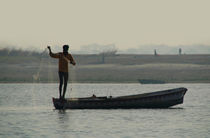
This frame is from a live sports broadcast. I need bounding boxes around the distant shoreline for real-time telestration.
[1,80,210,83]
[1,51,210,83]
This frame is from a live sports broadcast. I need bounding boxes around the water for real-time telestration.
[0,83,209,138]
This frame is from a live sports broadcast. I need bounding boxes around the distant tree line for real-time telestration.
[99,49,117,64]
[0,48,48,57]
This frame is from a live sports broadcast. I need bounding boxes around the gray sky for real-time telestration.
[0,0,210,50]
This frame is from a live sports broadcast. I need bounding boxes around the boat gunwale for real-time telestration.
[53,87,187,102]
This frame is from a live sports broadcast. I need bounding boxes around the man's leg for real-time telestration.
[58,72,64,99]
[62,72,69,99]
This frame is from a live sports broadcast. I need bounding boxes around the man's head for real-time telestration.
[63,45,69,52]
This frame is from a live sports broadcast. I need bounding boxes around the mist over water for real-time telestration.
[1,44,210,54]
[0,83,209,137]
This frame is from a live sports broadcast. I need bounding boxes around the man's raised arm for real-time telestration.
[47,46,59,58]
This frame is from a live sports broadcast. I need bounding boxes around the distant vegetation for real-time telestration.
[0,48,46,57]
[1,48,210,83]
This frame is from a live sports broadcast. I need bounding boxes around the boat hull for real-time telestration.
[52,87,187,109]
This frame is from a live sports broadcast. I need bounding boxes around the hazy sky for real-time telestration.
[0,0,210,50]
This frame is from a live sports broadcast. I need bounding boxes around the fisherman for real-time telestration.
[47,45,76,99]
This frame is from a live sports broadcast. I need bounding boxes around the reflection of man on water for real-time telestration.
[47,45,76,99]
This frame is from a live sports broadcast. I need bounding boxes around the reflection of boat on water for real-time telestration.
[53,87,187,109]
[138,79,165,84]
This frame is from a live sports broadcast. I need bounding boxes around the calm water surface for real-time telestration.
[0,83,210,138]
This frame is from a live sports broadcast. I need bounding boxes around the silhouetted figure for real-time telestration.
[179,48,182,55]
[92,94,96,98]
[48,45,76,99]
[154,49,157,56]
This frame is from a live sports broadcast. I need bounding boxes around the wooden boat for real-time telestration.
[52,87,187,109]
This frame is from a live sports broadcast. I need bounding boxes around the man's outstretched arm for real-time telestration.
[47,46,59,58]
